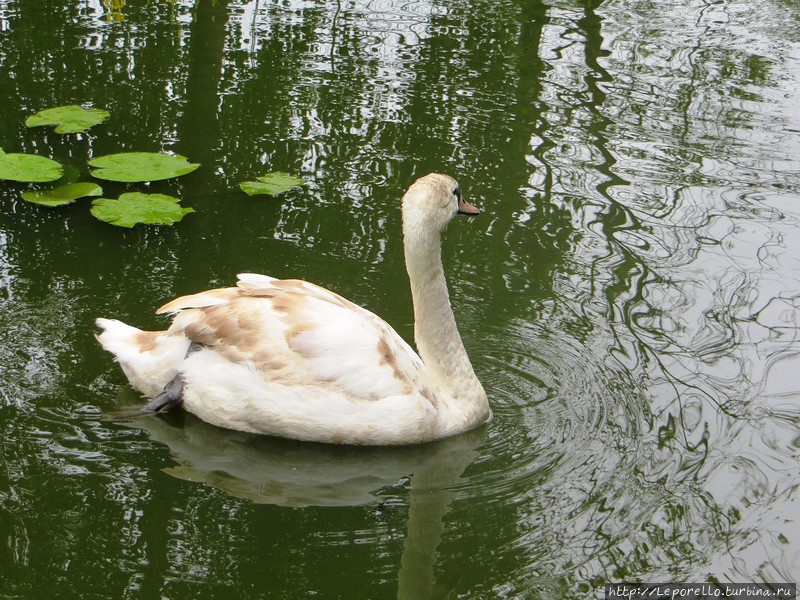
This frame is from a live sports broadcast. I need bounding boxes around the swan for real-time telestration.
[96,173,489,445]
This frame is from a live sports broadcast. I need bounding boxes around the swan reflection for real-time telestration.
[131,410,484,508]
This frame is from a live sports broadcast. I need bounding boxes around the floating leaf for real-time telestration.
[21,182,103,207]
[90,192,194,228]
[0,148,63,182]
[89,152,200,182]
[239,172,305,196]
[25,105,110,134]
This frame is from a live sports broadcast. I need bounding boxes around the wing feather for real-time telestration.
[160,275,430,403]
[157,288,238,314]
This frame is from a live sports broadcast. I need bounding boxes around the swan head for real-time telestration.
[402,173,479,235]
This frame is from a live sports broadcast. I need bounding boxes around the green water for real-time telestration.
[1,0,799,597]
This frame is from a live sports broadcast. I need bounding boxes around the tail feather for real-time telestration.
[96,318,190,398]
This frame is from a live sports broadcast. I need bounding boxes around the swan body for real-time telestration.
[96,173,489,445]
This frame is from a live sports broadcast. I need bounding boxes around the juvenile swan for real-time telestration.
[96,174,489,445]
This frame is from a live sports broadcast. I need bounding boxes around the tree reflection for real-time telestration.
[0,0,798,597]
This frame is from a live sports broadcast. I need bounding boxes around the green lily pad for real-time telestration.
[90,192,194,228]
[25,105,110,134]
[239,172,305,196]
[89,152,200,182]
[21,182,103,207]
[0,148,63,182]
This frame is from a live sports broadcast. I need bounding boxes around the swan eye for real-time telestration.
[453,186,461,206]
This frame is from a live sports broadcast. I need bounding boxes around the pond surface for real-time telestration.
[1,0,799,597]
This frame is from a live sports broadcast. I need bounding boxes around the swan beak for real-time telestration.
[457,197,480,215]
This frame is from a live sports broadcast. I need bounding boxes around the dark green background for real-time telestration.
[1,0,798,597]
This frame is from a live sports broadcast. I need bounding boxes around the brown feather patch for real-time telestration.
[134,331,163,353]
[377,335,412,386]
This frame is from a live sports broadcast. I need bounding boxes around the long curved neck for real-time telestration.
[403,227,482,399]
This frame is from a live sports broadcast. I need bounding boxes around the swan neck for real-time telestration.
[403,228,478,393]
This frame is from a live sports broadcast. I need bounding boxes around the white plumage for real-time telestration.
[96,173,489,445]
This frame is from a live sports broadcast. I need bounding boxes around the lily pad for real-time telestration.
[21,182,103,207]
[0,148,63,182]
[25,105,110,134]
[90,192,194,228]
[239,172,305,196]
[89,152,200,182]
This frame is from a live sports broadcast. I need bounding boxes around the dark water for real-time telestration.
[1,0,799,597]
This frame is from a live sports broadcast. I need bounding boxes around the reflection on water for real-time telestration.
[130,405,484,598]
[0,0,799,597]
[128,404,484,509]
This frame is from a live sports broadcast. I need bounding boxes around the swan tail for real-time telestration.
[95,318,191,398]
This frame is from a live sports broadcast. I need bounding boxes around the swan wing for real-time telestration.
[158,275,429,402]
